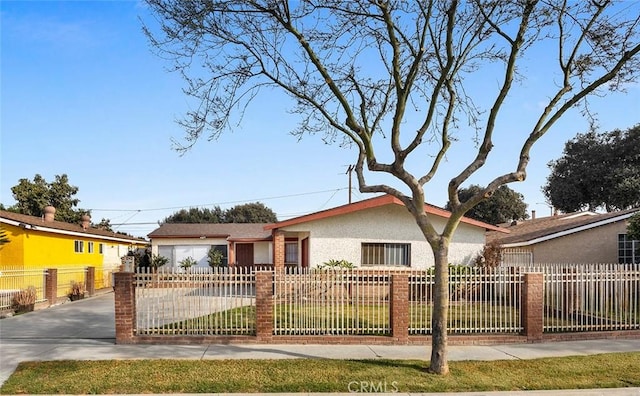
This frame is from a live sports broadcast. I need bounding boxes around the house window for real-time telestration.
[99,243,104,254]
[88,242,94,253]
[158,246,174,265]
[74,240,84,253]
[285,242,298,264]
[210,245,229,266]
[618,234,640,264]
[361,243,411,266]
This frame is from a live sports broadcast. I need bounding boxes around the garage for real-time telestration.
[158,244,229,268]
[149,223,274,268]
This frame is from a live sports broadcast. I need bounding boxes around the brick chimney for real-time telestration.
[43,206,55,222]
[81,214,91,230]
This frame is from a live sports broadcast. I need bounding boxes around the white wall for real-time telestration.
[282,204,485,269]
[253,241,272,264]
[101,243,129,268]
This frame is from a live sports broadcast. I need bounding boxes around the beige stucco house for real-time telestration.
[488,208,640,265]
[148,194,507,270]
[266,194,507,269]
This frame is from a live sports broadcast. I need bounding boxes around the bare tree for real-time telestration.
[143,0,640,374]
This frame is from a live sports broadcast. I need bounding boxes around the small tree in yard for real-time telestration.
[179,256,197,271]
[474,241,502,269]
[151,254,169,270]
[207,247,226,268]
[143,0,640,374]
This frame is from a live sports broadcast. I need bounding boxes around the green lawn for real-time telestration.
[2,353,639,394]
[154,305,256,335]
[148,301,522,335]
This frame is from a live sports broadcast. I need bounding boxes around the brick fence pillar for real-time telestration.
[45,268,58,306]
[272,230,285,272]
[522,272,544,342]
[114,272,136,344]
[85,266,95,296]
[256,271,274,341]
[390,273,409,342]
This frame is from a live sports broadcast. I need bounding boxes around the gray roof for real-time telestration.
[148,223,273,241]
[488,208,639,246]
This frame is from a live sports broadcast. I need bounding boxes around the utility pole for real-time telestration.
[345,165,354,204]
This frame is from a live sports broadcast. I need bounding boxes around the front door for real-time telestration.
[236,243,254,266]
[301,238,309,268]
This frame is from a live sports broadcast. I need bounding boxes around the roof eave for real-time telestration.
[500,211,638,247]
[228,237,273,242]
[148,234,231,239]
[265,194,403,230]
[1,218,148,244]
[265,194,509,233]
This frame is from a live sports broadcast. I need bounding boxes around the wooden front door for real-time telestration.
[236,243,254,266]
[301,238,309,268]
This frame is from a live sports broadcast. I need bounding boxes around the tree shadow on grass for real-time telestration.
[348,358,428,372]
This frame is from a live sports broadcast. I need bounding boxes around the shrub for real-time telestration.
[426,264,475,275]
[12,286,37,312]
[317,259,355,269]
[69,281,85,297]
[179,256,197,270]
[151,254,169,269]
[207,247,225,268]
[474,241,502,268]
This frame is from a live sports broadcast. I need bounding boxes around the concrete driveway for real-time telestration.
[0,292,116,340]
[0,293,116,385]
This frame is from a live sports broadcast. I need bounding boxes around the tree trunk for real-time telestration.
[429,242,450,374]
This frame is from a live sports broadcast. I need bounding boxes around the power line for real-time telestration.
[95,187,351,233]
[109,222,159,226]
[90,187,348,213]
[112,210,142,232]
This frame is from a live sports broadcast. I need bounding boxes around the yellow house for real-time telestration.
[0,207,148,294]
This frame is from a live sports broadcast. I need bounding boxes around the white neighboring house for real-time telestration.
[148,195,507,270]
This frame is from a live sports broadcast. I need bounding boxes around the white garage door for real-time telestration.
[158,246,174,265]
[174,245,210,268]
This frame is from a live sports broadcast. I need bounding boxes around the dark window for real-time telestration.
[285,242,298,264]
[618,234,640,264]
[211,245,229,266]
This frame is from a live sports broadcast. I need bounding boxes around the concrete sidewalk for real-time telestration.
[1,292,640,394]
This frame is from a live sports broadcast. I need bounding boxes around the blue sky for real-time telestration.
[2,1,639,238]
